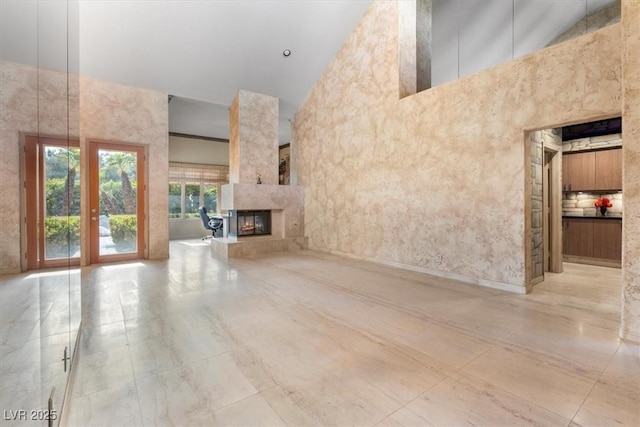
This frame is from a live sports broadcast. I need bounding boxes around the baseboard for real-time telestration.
[563,255,621,268]
[531,275,545,286]
[327,250,527,295]
[619,327,640,344]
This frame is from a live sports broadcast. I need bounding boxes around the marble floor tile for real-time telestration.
[461,344,601,419]
[404,371,571,426]
[573,341,640,426]
[375,407,437,427]
[136,352,259,425]
[72,346,135,397]
[260,363,403,427]
[129,324,234,379]
[79,321,128,356]
[501,314,620,371]
[67,381,143,427]
[6,241,635,426]
[212,393,286,426]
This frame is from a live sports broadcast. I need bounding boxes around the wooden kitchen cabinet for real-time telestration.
[593,219,623,261]
[563,218,593,258]
[595,148,622,190]
[562,148,622,192]
[562,151,595,191]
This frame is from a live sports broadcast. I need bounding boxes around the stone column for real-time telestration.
[228,90,279,185]
[621,0,640,342]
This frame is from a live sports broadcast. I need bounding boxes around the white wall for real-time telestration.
[169,135,229,165]
[168,135,229,240]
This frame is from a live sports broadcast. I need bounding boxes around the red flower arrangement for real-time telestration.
[595,197,613,208]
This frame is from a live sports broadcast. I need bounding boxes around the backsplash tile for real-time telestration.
[562,191,623,217]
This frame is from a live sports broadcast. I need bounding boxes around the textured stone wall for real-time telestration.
[80,77,169,261]
[563,133,622,152]
[621,0,640,342]
[529,129,561,282]
[530,132,544,282]
[292,0,621,293]
[223,89,304,245]
[0,62,78,273]
[229,90,279,185]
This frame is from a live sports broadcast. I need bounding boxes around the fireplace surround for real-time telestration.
[229,210,271,237]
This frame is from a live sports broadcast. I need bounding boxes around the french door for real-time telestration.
[24,135,81,269]
[89,141,146,264]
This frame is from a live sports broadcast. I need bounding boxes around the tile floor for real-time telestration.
[1,267,81,425]
[4,240,639,426]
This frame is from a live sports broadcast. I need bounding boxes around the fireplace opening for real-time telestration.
[229,210,271,237]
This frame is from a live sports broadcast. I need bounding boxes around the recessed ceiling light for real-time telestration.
[283,49,291,57]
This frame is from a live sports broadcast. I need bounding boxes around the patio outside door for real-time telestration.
[89,141,146,264]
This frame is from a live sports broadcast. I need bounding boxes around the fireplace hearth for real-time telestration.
[229,210,271,237]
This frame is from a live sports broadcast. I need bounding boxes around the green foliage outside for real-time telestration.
[46,178,81,216]
[185,184,200,218]
[108,215,137,244]
[169,183,182,219]
[45,216,80,248]
[204,186,218,213]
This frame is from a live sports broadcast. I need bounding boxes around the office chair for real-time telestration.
[198,206,223,239]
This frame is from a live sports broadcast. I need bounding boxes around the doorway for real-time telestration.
[528,129,563,288]
[543,147,563,274]
[24,135,81,270]
[89,141,146,264]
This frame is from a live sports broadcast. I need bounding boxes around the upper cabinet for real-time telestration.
[563,151,595,191]
[562,148,622,192]
[595,148,622,190]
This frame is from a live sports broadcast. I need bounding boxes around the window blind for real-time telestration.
[168,162,229,184]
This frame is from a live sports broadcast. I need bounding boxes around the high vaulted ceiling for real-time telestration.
[1,1,618,144]
[79,0,374,143]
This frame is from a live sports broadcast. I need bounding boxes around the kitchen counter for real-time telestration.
[563,215,622,220]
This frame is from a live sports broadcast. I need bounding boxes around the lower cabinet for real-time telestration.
[563,218,593,258]
[563,217,622,262]
[593,220,623,261]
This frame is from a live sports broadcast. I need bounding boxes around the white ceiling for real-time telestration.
[78,0,375,143]
[1,0,617,144]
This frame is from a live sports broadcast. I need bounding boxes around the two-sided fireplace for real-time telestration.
[228,210,271,237]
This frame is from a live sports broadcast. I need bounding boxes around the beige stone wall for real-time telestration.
[0,62,77,273]
[563,133,622,152]
[292,0,621,293]
[621,0,640,342]
[80,77,169,261]
[229,90,279,185]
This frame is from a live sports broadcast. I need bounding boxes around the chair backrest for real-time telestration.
[199,206,223,232]
[199,206,211,230]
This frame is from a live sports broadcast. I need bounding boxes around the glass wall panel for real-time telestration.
[428,0,618,88]
[0,0,80,422]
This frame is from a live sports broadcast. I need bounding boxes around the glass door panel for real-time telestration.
[89,142,145,263]
[43,145,81,261]
[24,136,81,270]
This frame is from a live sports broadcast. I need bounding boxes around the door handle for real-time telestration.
[91,217,98,221]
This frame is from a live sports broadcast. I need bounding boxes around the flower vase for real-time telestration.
[600,206,608,216]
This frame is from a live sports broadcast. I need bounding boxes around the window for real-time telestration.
[169,183,182,218]
[168,162,229,220]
